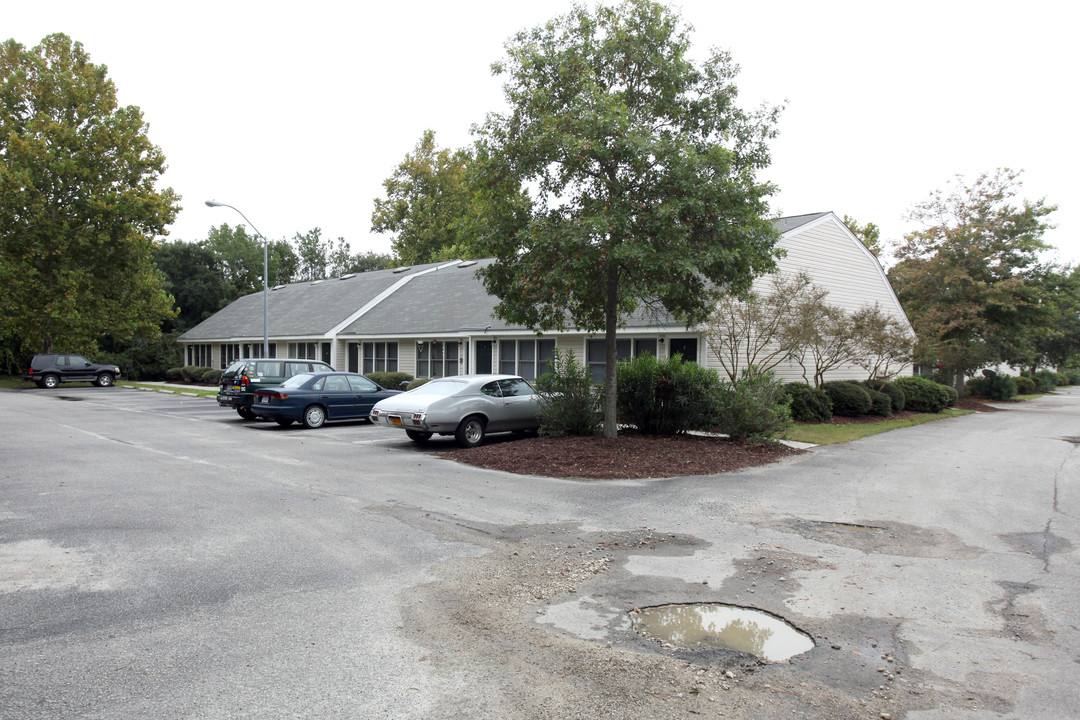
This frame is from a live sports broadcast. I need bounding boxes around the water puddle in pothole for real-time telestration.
[631,603,814,662]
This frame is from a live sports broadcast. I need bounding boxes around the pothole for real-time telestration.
[56,396,84,402]
[1062,436,1080,444]
[631,603,814,662]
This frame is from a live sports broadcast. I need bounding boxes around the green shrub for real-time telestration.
[1015,375,1037,394]
[822,381,872,417]
[942,384,958,407]
[893,376,951,413]
[180,366,207,383]
[534,349,602,437]
[864,380,905,412]
[715,370,792,444]
[963,376,986,397]
[1034,369,1059,392]
[616,352,721,435]
[1056,372,1069,386]
[367,371,413,390]
[1063,369,1080,386]
[783,383,832,422]
[200,368,223,384]
[866,388,892,417]
[977,369,1017,401]
[164,367,184,382]
[406,377,432,391]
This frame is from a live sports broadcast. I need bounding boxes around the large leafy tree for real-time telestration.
[888,169,1056,389]
[152,240,227,332]
[473,0,782,436]
[371,130,491,264]
[842,214,882,256]
[200,223,298,300]
[0,34,179,355]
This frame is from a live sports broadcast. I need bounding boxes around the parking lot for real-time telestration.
[2,384,1079,719]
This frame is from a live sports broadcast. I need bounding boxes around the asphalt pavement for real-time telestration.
[1,384,1077,719]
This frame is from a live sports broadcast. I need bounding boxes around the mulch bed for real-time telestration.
[436,432,806,480]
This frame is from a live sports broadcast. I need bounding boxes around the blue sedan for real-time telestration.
[251,372,401,428]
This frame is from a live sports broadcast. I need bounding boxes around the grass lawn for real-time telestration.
[783,408,971,446]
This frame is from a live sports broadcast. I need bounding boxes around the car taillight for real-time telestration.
[370,409,379,417]
[263,391,287,400]
[240,374,249,388]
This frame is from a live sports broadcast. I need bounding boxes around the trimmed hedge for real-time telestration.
[200,368,223,384]
[1015,375,1037,394]
[863,380,905,413]
[893,376,952,413]
[783,383,833,422]
[367,371,413,390]
[406,377,432,391]
[822,381,872,417]
[866,388,893,417]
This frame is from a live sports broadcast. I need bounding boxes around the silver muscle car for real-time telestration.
[369,374,540,447]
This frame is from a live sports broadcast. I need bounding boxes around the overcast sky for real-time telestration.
[8,0,1079,266]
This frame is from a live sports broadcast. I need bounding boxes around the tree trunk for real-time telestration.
[603,261,619,439]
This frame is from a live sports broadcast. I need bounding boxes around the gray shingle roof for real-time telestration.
[178,261,448,341]
[772,212,831,233]
[181,215,823,341]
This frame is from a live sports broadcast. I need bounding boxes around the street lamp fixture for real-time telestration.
[205,200,270,359]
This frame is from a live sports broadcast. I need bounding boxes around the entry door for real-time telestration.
[476,341,493,374]
[668,338,698,363]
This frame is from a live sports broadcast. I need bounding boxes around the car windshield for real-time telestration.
[281,373,316,389]
[409,379,467,397]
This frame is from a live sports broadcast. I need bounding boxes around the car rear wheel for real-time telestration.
[95,373,114,387]
[302,404,327,429]
[454,415,486,448]
[237,406,257,421]
[41,374,60,389]
[405,429,433,443]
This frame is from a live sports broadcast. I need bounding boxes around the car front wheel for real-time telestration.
[41,374,60,389]
[302,404,327,429]
[405,429,433,443]
[454,415,486,448]
[95,373,114,387]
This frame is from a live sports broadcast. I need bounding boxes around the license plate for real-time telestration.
[390,416,402,427]
[259,396,269,403]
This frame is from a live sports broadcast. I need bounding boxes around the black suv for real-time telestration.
[21,354,122,389]
[218,358,334,419]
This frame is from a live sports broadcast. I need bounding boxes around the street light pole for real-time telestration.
[205,200,270,359]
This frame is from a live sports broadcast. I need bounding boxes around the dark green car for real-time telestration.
[217,358,333,420]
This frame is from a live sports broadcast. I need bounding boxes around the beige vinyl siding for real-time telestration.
[703,215,914,385]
